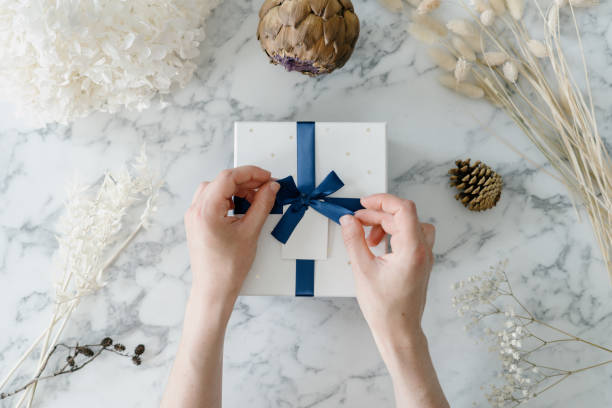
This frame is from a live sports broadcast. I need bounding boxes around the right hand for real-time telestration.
[339,194,435,345]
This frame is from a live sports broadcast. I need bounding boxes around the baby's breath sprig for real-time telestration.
[0,338,146,401]
[452,262,612,407]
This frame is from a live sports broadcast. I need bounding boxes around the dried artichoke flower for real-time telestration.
[257,0,360,76]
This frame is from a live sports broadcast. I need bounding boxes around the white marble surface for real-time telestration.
[1,0,612,407]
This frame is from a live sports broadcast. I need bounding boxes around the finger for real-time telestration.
[354,209,396,235]
[240,181,280,235]
[366,225,386,247]
[361,194,409,215]
[340,215,375,271]
[421,223,436,249]
[363,195,421,240]
[206,167,272,215]
[191,181,210,205]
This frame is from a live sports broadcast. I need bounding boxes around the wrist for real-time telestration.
[374,325,428,370]
[186,286,236,330]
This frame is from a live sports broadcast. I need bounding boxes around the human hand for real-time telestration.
[184,166,280,309]
[339,194,435,346]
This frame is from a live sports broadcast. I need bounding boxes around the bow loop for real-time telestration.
[270,171,362,244]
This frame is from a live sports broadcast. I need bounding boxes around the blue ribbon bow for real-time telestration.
[269,172,363,244]
[234,122,363,296]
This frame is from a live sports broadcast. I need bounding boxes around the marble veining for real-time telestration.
[1,0,611,407]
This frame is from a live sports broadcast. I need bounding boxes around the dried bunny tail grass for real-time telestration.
[417,0,441,14]
[507,0,525,20]
[412,12,449,37]
[447,19,477,37]
[483,51,507,66]
[489,0,506,15]
[409,22,441,44]
[439,74,485,98]
[480,9,496,26]
[471,0,489,13]
[527,39,548,58]
[502,60,518,82]
[452,36,477,61]
[428,47,457,71]
[455,58,471,82]
[378,0,404,11]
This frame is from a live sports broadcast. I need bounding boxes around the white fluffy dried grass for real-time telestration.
[0,148,162,407]
[0,0,220,127]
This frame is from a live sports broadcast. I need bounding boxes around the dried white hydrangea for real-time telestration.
[0,0,220,126]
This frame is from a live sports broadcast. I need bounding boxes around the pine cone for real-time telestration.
[449,159,503,211]
[257,0,360,76]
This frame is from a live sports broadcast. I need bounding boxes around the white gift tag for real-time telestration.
[281,207,329,260]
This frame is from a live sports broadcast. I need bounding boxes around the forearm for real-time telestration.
[375,328,449,408]
[161,288,235,408]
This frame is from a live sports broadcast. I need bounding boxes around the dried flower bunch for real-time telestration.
[0,0,220,126]
[0,338,146,401]
[452,262,612,407]
[257,0,360,76]
[0,147,161,407]
[401,0,612,281]
[449,158,503,211]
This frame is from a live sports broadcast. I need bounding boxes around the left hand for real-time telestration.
[184,166,280,307]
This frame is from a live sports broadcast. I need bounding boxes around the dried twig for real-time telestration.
[1,338,145,401]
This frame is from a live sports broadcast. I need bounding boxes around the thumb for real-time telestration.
[241,181,280,235]
[340,215,374,272]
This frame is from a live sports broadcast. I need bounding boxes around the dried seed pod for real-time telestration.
[527,39,547,58]
[114,343,126,352]
[76,347,94,357]
[449,159,503,211]
[257,0,360,76]
[483,51,507,66]
[439,75,485,99]
[134,344,146,355]
[447,19,477,38]
[428,48,457,71]
[452,37,476,61]
[503,60,518,83]
[101,337,113,347]
[416,0,441,15]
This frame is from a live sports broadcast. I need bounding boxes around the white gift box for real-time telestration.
[234,122,387,297]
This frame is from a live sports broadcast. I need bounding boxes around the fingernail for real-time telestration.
[340,215,352,226]
[270,181,280,192]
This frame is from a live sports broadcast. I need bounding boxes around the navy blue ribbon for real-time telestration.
[234,122,363,296]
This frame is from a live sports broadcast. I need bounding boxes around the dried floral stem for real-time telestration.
[452,262,611,406]
[0,147,161,407]
[410,0,612,281]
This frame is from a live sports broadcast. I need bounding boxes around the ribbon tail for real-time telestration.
[323,197,364,213]
[271,203,308,244]
[295,259,314,297]
[309,200,356,224]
